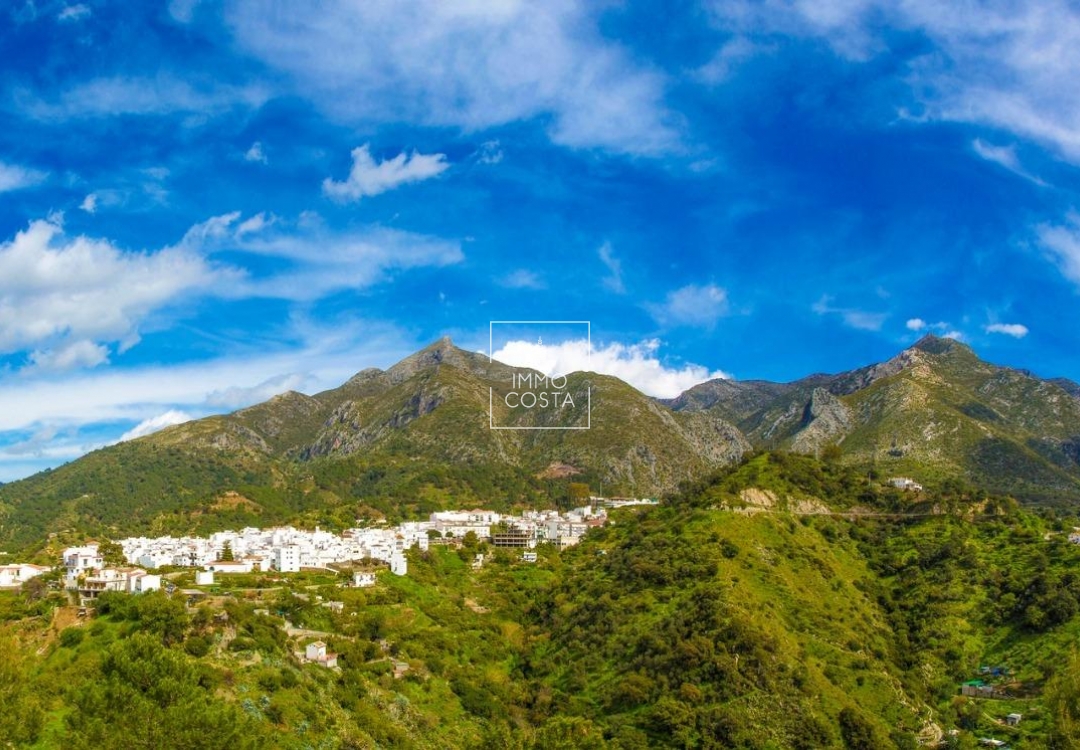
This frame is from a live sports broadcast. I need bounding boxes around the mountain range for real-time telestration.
[2,333,1079,548]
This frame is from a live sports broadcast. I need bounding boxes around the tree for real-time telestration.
[220,542,235,561]
[64,634,264,749]
[568,482,591,503]
[839,707,881,750]
[100,539,126,567]
[22,575,48,603]
[0,634,45,745]
[1047,649,1080,749]
[535,716,607,749]
[134,590,191,645]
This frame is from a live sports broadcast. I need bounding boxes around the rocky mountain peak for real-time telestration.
[385,336,471,382]
[909,333,968,356]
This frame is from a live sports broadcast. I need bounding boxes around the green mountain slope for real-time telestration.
[515,453,1080,747]
[670,335,1080,501]
[0,338,748,547]
[10,453,1080,748]
[4,333,1080,548]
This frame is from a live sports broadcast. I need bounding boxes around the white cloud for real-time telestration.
[79,193,98,213]
[224,0,679,155]
[1037,211,1080,287]
[181,212,464,301]
[57,4,90,21]
[972,138,1046,185]
[499,269,545,289]
[27,340,110,372]
[696,36,764,85]
[244,141,268,164]
[598,242,625,294]
[0,161,47,192]
[709,0,1080,164]
[120,410,193,442]
[971,139,1021,172]
[234,212,272,237]
[491,338,728,398]
[476,140,504,164]
[647,283,729,327]
[844,311,887,331]
[175,211,242,247]
[22,74,269,121]
[323,145,449,201]
[812,295,886,331]
[205,373,311,409]
[985,322,1029,338]
[0,218,228,357]
[1,425,62,457]
[906,317,963,338]
[0,319,412,438]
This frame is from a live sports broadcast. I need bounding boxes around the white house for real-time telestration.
[273,545,301,573]
[353,571,376,588]
[0,563,50,588]
[136,551,174,569]
[129,571,161,594]
[305,640,338,668]
[205,560,253,574]
[80,569,128,597]
[78,567,158,599]
[195,570,215,585]
[390,552,407,576]
[64,544,103,583]
[888,477,924,492]
[246,555,272,572]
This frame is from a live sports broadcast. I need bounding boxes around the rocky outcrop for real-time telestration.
[790,388,853,454]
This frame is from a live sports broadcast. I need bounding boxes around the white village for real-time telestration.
[0,498,658,607]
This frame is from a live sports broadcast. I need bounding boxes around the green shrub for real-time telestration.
[60,627,85,648]
[184,635,211,657]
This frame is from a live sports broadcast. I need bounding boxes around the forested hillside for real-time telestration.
[5,453,1080,748]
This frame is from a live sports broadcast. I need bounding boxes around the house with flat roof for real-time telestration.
[305,640,338,668]
[0,563,50,588]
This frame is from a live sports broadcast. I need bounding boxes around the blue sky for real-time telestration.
[3,0,1080,481]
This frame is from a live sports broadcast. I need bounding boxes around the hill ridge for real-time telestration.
[2,334,1079,547]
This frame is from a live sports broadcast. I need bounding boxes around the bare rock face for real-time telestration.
[676,412,753,465]
[303,384,450,458]
[790,388,852,454]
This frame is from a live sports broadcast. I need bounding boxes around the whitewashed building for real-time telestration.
[64,544,103,584]
[78,567,159,600]
[205,560,253,574]
[0,563,50,588]
[274,545,301,573]
[129,571,161,593]
[390,552,407,576]
[305,640,338,668]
